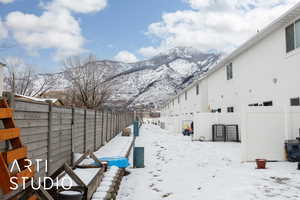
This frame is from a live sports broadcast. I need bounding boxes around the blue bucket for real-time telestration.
[95,157,130,168]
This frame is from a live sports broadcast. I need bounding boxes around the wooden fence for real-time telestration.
[0,98,134,178]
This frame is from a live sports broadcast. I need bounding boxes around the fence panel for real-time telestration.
[73,108,85,153]
[95,111,103,149]
[49,106,72,174]
[14,100,49,177]
[85,109,95,152]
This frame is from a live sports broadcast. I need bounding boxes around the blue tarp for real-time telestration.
[94,157,130,168]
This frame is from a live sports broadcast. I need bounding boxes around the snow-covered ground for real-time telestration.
[117,124,300,200]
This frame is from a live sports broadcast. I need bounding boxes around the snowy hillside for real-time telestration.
[38,47,221,109]
[107,47,221,108]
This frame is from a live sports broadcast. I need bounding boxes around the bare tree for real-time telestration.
[63,54,114,109]
[3,57,57,96]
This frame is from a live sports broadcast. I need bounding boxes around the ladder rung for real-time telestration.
[12,165,35,184]
[27,195,39,200]
[0,108,13,119]
[3,147,27,164]
[0,128,20,141]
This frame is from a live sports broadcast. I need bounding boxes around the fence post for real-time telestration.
[117,112,120,133]
[84,109,87,152]
[47,101,53,176]
[106,110,108,142]
[94,110,97,151]
[101,110,104,146]
[71,106,75,164]
[111,111,113,139]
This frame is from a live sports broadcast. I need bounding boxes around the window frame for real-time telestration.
[285,18,300,54]
[227,107,234,113]
[226,63,233,80]
[290,97,300,106]
[263,101,273,106]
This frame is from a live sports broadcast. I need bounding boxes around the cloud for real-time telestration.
[5,0,108,60]
[46,0,107,14]
[114,51,138,63]
[0,19,8,40]
[140,0,299,56]
[138,46,161,58]
[0,0,15,4]
[6,10,85,60]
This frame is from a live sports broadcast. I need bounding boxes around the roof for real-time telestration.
[15,94,64,105]
[164,2,300,108]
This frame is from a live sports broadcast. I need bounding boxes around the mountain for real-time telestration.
[38,47,221,109]
[105,47,221,109]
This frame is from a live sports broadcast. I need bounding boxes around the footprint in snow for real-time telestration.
[162,192,173,198]
[149,183,155,188]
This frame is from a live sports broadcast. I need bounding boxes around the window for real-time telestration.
[290,97,300,106]
[227,107,234,113]
[286,23,295,52]
[285,20,300,53]
[173,100,174,107]
[211,108,221,113]
[263,101,273,106]
[178,96,180,104]
[196,84,199,95]
[226,63,233,80]
[185,91,187,100]
[295,20,300,48]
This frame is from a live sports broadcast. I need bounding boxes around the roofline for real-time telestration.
[162,2,300,109]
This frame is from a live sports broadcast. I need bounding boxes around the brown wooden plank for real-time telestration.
[0,154,12,194]
[27,195,39,200]
[3,146,27,164]
[0,128,20,141]
[0,108,13,119]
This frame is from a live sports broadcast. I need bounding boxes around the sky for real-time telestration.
[0,0,299,72]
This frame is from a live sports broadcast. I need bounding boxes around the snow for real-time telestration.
[55,168,100,186]
[76,126,134,166]
[117,124,300,200]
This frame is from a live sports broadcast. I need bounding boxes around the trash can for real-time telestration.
[57,189,84,200]
[285,140,300,162]
[134,121,139,136]
[133,147,144,168]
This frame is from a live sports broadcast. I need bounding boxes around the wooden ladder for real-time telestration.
[0,99,37,199]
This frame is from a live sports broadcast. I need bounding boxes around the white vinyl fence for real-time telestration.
[241,106,300,162]
[161,106,300,162]
[193,113,241,141]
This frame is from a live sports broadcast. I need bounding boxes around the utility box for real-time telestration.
[134,121,139,136]
[133,147,144,168]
